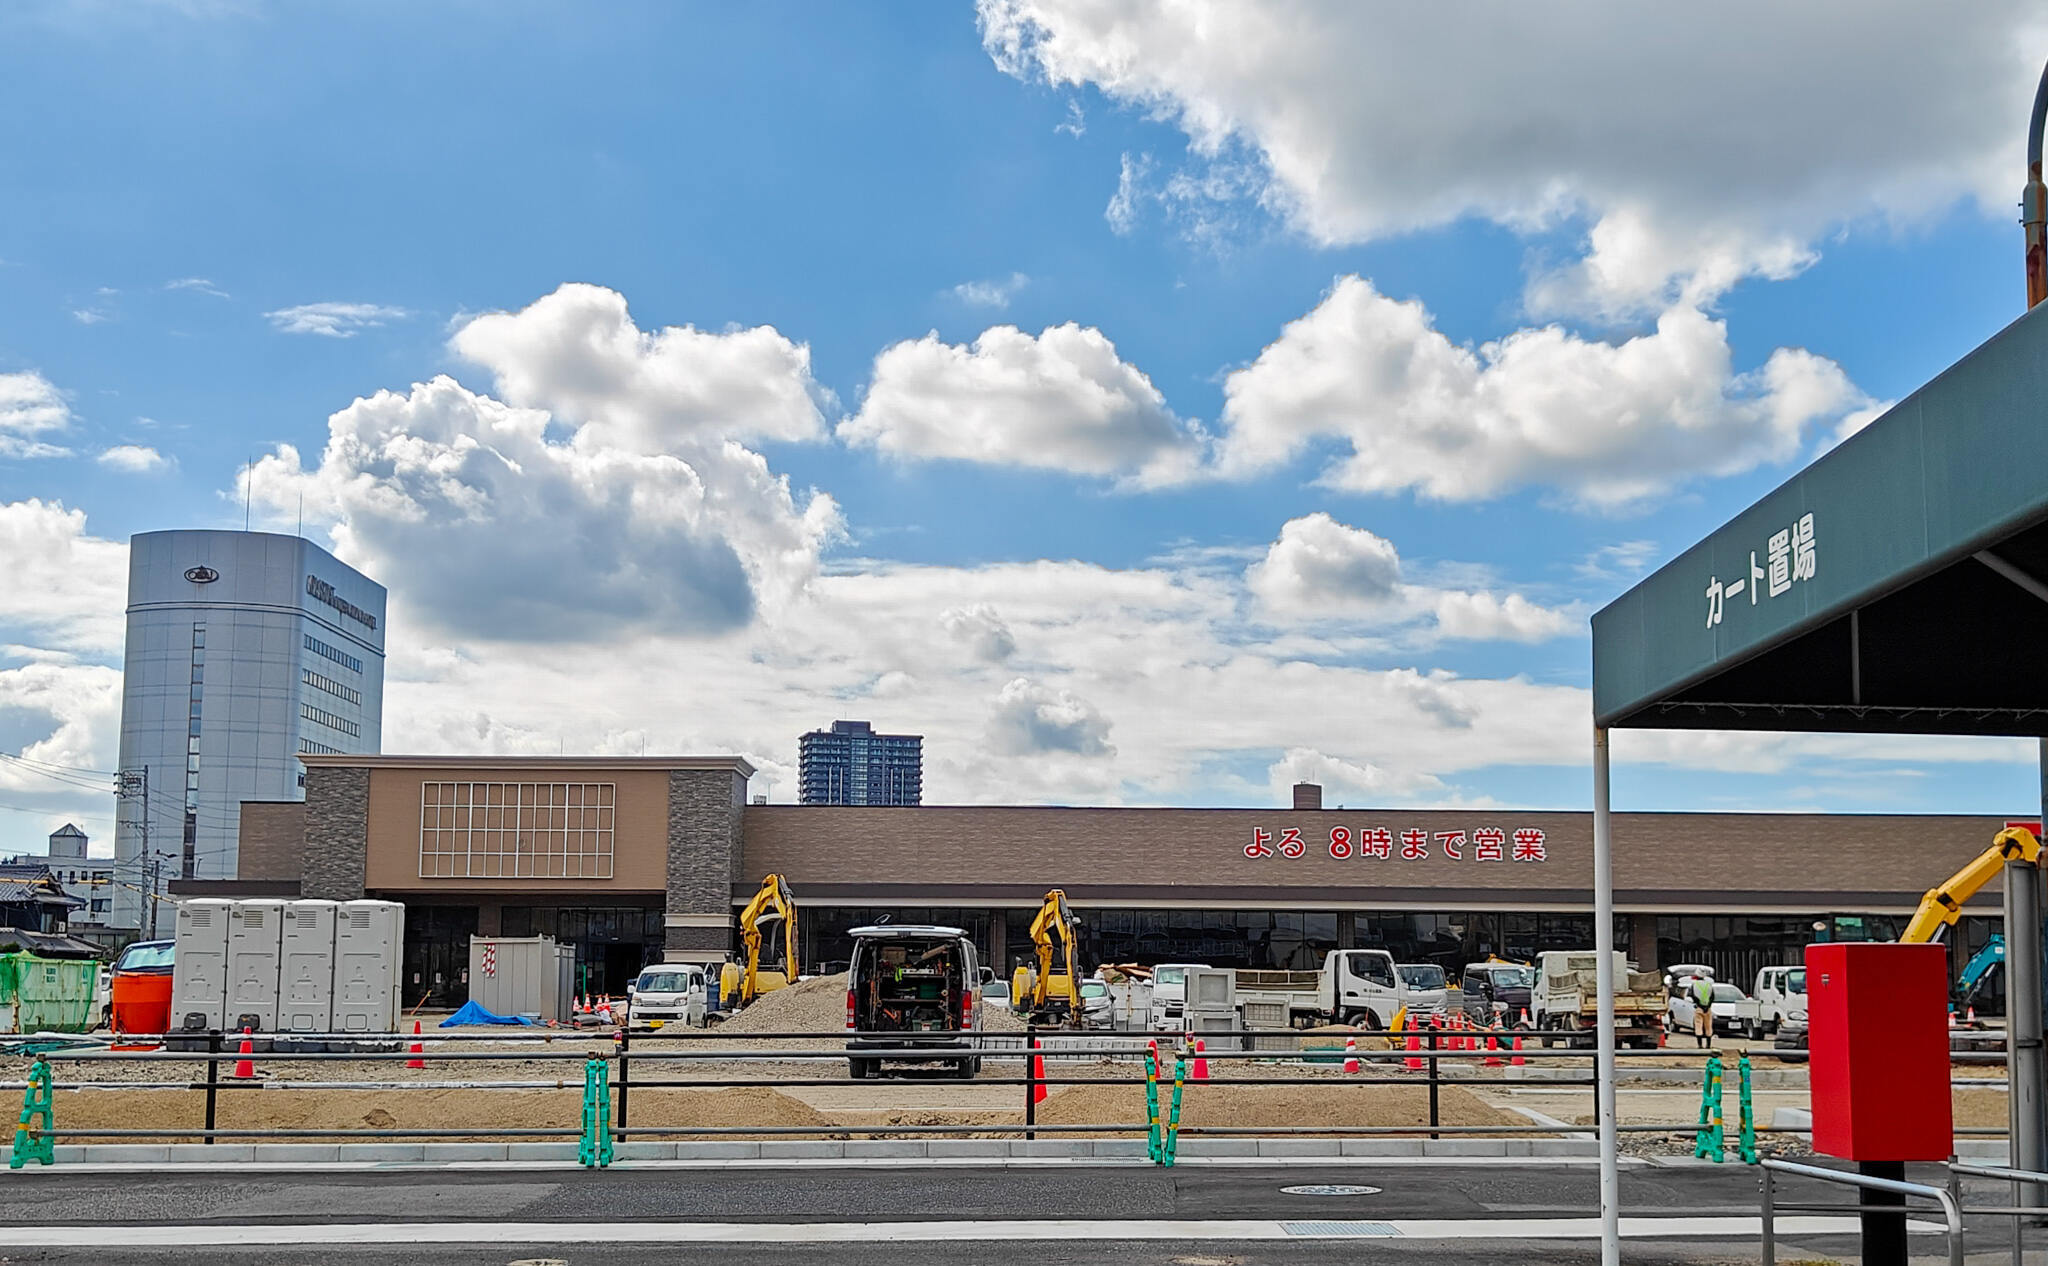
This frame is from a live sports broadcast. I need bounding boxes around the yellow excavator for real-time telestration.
[1010,888,1083,1026]
[1900,826,2040,944]
[721,873,798,1010]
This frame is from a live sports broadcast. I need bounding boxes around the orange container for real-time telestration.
[110,971,173,1037]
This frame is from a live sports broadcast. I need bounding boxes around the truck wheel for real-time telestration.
[954,1059,975,1080]
[848,1059,871,1080]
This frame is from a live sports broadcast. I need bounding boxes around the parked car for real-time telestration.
[1396,963,1449,1016]
[845,924,982,1079]
[1460,962,1536,1022]
[1078,977,1113,1028]
[1667,981,1752,1036]
[1148,962,1210,1030]
[1772,1018,1809,1062]
[626,963,707,1029]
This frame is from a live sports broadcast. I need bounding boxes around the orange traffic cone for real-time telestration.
[1191,1038,1210,1081]
[1483,1024,1504,1067]
[1342,1034,1360,1074]
[1031,1039,1048,1104]
[231,1025,255,1080]
[1510,1030,1526,1067]
[406,1019,425,1070]
[1404,1018,1424,1071]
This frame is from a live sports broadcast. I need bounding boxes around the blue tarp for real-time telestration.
[439,999,534,1028]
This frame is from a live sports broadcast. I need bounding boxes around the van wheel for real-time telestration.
[954,1059,975,1080]
[848,1059,871,1080]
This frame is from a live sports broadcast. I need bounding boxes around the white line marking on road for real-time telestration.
[0,1216,1940,1248]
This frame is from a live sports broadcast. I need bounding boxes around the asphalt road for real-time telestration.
[0,1163,2024,1265]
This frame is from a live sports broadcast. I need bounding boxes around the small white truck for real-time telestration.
[1721,965,1807,1038]
[1234,950,1406,1029]
[1532,950,1666,1049]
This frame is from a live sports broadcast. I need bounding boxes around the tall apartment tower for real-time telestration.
[112,530,385,928]
[798,720,922,806]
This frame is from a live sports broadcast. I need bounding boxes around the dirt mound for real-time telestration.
[715,973,850,1035]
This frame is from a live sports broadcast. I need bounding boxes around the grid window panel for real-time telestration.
[418,781,614,879]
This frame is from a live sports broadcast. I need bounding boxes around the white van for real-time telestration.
[627,963,707,1029]
[1149,962,1210,1030]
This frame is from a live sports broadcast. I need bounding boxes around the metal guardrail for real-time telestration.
[1760,1158,1964,1266]
[1950,1161,2048,1266]
[1,1024,2017,1161]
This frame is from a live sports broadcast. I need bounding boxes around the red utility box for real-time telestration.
[1806,941,1953,1161]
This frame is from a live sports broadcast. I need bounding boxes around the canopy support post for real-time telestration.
[1593,726,1620,1266]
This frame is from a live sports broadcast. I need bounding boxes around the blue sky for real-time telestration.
[2,1,2045,851]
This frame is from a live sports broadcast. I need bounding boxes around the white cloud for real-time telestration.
[842,322,1204,483]
[71,308,110,326]
[0,660,124,802]
[1215,277,1874,508]
[989,677,1114,757]
[242,285,840,643]
[0,372,74,459]
[1247,513,1576,643]
[1267,747,1462,808]
[940,604,1018,663]
[951,273,1031,309]
[265,302,409,338]
[0,500,128,655]
[95,444,171,474]
[1577,541,1661,583]
[982,1,2045,316]
[166,277,230,299]
[1055,99,1086,137]
[450,283,829,445]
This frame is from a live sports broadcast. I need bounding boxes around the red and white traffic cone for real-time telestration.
[1191,1038,1210,1081]
[1967,1004,1978,1027]
[1483,1024,1504,1067]
[1342,1034,1360,1074]
[1031,1038,1048,1105]
[231,1025,255,1080]
[406,1019,425,1070]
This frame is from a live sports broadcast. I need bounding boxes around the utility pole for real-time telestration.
[115,766,152,936]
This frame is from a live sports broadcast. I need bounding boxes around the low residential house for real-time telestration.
[0,862,85,934]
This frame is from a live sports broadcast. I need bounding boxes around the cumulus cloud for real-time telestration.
[0,500,128,655]
[451,283,828,445]
[1215,278,1874,508]
[952,273,1031,309]
[842,322,1204,483]
[988,677,1114,757]
[1247,513,1575,643]
[981,1,2044,316]
[246,374,838,643]
[96,444,170,474]
[265,302,408,337]
[941,604,1018,663]
[1267,747,1460,807]
[0,372,73,459]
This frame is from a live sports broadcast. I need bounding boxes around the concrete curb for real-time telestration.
[2,1136,1605,1168]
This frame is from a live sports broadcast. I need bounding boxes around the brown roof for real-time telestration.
[740,806,2015,910]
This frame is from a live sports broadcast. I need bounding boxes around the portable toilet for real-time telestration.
[226,899,286,1032]
[333,899,404,1032]
[279,900,339,1032]
[169,898,233,1031]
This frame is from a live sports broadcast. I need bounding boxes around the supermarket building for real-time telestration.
[177,753,2020,1003]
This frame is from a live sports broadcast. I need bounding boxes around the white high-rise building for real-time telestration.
[113,531,385,930]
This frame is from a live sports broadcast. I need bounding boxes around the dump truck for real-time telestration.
[1531,950,1665,1048]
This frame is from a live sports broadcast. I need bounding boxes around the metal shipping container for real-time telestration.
[468,935,571,1023]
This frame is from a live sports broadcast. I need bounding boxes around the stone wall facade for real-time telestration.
[300,766,369,901]
[665,767,747,960]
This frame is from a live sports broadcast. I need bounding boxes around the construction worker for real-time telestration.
[1689,974,1714,1048]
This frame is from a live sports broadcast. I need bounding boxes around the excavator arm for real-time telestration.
[733,873,799,1007]
[1025,888,1081,1021]
[1901,828,2041,944]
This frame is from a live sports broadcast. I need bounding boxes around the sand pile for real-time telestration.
[715,973,851,1034]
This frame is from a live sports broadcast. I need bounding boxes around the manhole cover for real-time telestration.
[1280,1184,1382,1197]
